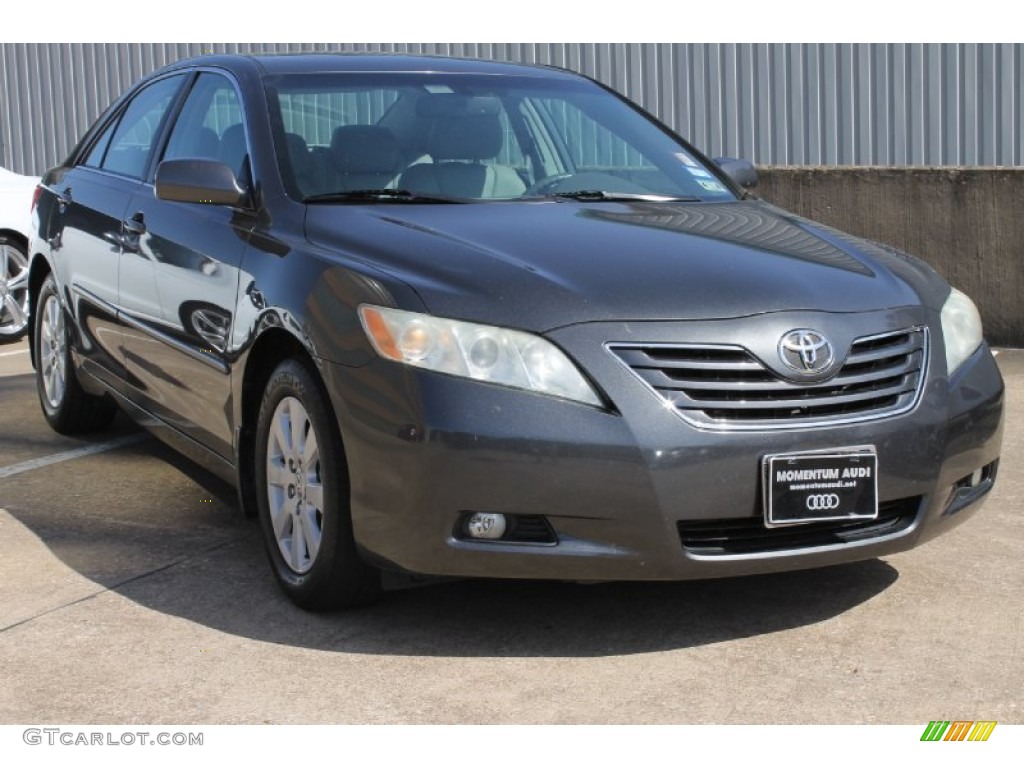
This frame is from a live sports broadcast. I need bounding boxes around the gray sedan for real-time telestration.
[28,53,1003,609]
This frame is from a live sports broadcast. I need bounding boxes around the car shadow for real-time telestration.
[0,366,900,659]
[2,434,899,659]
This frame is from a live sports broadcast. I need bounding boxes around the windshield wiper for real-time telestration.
[303,188,463,204]
[548,190,703,203]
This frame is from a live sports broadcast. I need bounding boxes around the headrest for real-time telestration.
[217,124,248,176]
[417,94,505,161]
[284,132,311,174]
[330,125,400,174]
[220,123,245,147]
[284,132,308,157]
[188,126,221,159]
[429,114,503,161]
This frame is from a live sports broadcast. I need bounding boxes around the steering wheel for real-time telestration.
[524,173,575,196]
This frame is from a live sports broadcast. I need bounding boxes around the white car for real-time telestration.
[0,166,39,340]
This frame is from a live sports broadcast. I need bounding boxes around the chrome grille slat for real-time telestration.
[832,351,922,381]
[610,327,927,430]
[844,340,917,365]
[638,357,920,392]
[615,349,763,371]
[677,382,912,411]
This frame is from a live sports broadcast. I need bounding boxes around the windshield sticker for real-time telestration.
[686,167,713,178]
[697,179,727,192]
[674,152,698,167]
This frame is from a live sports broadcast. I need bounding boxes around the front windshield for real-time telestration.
[265,71,738,203]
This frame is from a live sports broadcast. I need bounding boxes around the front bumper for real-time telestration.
[322,311,1004,582]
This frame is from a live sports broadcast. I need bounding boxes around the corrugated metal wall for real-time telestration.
[2,43,1022,176]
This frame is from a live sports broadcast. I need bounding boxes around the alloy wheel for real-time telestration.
[0,243,30,338]
[39,293,66,408]
[265,396,324,574]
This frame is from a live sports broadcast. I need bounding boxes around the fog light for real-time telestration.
[466,512,506,540]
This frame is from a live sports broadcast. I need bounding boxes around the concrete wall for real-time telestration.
[757,167,1023,348]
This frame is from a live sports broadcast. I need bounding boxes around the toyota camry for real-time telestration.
[27,53,1004,609]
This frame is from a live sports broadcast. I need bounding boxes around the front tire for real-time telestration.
[254,358,380,610]
[34,273,117,434]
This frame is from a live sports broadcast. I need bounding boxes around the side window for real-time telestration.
[530,97,651,171]
[525,95,682,193]
[274,88,402,197]
[518,100,562,179]
[277,88,400,148]
[82,119,118,168]
[101,74,186,179]
[163,73,248,179]
[494,107,526,171]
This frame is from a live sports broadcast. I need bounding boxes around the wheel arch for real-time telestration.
[26,252,53,368]
[235,325,339,518]
[0,228,28,252]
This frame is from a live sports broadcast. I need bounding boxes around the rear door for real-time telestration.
[46,73,187,390]
[119,71,254,460]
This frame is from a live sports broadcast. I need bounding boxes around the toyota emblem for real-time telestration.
[779,329,834,374]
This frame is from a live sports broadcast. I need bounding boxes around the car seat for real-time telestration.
[217,124,249,180]
[324,125,401,191]
[398,109,526,198]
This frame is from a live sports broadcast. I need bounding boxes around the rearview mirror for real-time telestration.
[415,94,501,118]
[155,159,248,207]
[713,157,759,189]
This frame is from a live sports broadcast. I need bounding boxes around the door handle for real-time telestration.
[123,212,146,235]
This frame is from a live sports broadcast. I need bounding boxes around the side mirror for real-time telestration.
[155,159,248,207]
[713,157,758,190]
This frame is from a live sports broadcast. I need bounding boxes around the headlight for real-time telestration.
[940,287,983,375]
[358,305,602,406]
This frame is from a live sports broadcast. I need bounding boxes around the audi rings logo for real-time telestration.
[779,329,834,374]
[806,494,841,511]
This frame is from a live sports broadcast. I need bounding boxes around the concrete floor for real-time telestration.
[0,335,1020,724]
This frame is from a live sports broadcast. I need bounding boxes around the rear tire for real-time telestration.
[34,273,117,434]
[254,358,381,611]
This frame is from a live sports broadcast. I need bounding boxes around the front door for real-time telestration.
[120,72,254,460]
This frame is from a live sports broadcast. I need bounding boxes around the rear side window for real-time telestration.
[100,74,185,179]
[82,119,118,168]
[531,97,650,170]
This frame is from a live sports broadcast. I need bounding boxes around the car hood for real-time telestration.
[304,199,948,333]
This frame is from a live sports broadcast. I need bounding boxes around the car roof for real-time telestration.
[164,52,583,80]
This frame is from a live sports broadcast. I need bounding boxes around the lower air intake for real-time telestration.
[678,496,921,555]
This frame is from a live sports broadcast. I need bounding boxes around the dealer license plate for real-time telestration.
[762,447,878,526]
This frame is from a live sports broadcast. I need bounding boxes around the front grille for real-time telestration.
[610,327,926,429]
[678,496,921,555]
